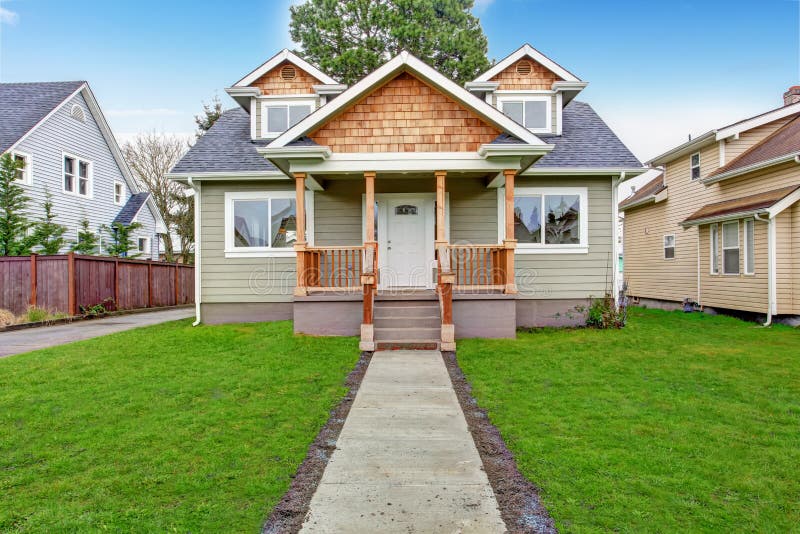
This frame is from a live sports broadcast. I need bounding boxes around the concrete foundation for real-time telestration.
[200,302,292,324]
[294,295,362,336]
[515,298,590,328]
[453,294,516,338]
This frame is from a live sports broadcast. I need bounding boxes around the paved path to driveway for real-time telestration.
[0,308,194,358]
[300,350,505,533]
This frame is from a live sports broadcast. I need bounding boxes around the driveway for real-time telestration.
[0,308,195,358]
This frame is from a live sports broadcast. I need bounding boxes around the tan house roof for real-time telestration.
[707,115,800,180]
[619,173,666,210]
[681,185,800,225]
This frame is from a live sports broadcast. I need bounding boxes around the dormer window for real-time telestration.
[498,96,551,133]
[261,100,314,137]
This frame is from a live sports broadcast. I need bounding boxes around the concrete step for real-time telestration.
[374,315,440,329]
[374,326,441,341]
[374,306,439,319]
[375,299,439,308]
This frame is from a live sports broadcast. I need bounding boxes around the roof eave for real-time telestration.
[703,153,800,184]
[523,166,648,176]
[647,131,717,166]
[472,43,582,83]
[681,208,769,228]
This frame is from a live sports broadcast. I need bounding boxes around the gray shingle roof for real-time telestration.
[0,81,85,152]
[536,101,641,168]
[113,192,150,225]
[170,108,278,174]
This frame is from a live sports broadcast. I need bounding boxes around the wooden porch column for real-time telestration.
[360,171,378,351]
[503,169,518,294]
[435,170,447,246]
[294,172,308,296]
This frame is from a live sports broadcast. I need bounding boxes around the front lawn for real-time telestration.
[0,320,358,532]
[457,308,800,532]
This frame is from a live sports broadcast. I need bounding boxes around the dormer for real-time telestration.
[225,49,345,140]
[466,44,587,136]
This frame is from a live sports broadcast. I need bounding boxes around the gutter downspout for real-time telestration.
[188,177,202,326]
[754,213,774,326]
[696,236,701,308]
[612,172,626,308]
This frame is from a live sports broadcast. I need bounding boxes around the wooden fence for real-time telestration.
[0,253,194,316]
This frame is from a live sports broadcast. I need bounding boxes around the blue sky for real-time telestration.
[1,0,798,161]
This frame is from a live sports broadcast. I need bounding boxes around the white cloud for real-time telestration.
[472,0,496,15]
[0,6,19,25]
[106,108,181,118]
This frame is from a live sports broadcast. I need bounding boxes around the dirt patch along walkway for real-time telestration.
[297,350,506,533]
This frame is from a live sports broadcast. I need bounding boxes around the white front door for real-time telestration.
[379,195,434,289]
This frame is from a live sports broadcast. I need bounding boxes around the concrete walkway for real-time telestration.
[0,308,194,358]
[301,350,506,533]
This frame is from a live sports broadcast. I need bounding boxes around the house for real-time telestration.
[0,81,167,259]
[620,87,800,323]
[167,44,644,349]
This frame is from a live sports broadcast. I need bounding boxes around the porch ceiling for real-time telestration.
[310,170,493,182]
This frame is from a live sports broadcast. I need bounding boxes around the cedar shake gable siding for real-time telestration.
[490,58,563,90]
[249,60,322,95]
[308,72,501,152]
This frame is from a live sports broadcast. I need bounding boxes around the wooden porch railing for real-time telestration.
[447,244,510,291]
[298,246,367,291]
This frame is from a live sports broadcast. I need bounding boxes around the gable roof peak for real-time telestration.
[473,43,581,84]
[233,48,338,87]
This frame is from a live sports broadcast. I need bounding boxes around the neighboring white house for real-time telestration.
[0,81,166,258]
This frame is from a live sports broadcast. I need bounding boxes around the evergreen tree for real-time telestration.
[31,192,67,255]
[289,0,491,85]
[71,218,99,255]
[194,95,223,138]
[101,221,142,258]
[0,153,34,256]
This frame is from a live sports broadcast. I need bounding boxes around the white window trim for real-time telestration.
[710,223,720,275]
[9,150,32,184]
[260,97,317,139]
[663,234,676,260]
[114,180,125,206]
[496,94,552,134]
[224,190,300,258]
[137,236,151,255]
[722,220,740,275]
[744,218,755,275]
[499,186,589,254]
[690,152,701,181]
[61,151,93,198]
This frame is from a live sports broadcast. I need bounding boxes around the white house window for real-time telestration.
[499,97,551,133]
[510,187,587,252]
[137,236,150,254]
[722,221,740,274]
[744,219,755,275]
[664,234,676,259]
[63,154,91,197]
[10,151,31,184]
[262,101,313,135]
[710,223,720,274]
[225,191,297,257]
[690,153,701,180]
[114,181,125,205]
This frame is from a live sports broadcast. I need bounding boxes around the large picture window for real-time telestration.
[225,191,298,257]
[262,100,313,136]
[722,221,740,274]
[509,187,588,252]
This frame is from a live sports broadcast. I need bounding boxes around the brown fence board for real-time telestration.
[0,254,194,316]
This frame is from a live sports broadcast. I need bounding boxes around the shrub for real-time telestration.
[0,308,14,326]
[584,294,625,329]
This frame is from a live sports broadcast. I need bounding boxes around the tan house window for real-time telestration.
[744,219,755,275]
[690,153,701,180]
[710,223,720,274]
[663,234,675,259]
[722,221,740,274]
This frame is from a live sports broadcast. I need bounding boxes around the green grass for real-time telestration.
[0,320,358,532]
[457,308,800,533]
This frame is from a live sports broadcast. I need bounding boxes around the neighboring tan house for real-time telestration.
[620,87,800,323]
[0,81,167,259]
[168,44,643,349]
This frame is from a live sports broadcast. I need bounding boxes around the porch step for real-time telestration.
[373,326,441,341]
[376,341,440,351]
[374,315,440,328]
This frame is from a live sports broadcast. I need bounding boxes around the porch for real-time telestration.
[290,169,520,350]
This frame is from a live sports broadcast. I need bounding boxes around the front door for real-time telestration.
[379,196,434,289]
